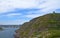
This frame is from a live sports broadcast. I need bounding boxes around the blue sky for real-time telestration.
[0,0,60,25]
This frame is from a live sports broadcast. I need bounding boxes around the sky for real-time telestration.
[0,0,60,25]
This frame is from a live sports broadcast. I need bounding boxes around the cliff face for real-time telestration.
[15,12,60,38]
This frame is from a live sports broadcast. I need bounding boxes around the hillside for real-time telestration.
[15,12,60,38]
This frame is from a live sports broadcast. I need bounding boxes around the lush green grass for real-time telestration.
[47,30,60,38]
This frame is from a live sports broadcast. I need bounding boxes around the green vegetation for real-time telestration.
[16,12,60,38]
[0,27,3,30]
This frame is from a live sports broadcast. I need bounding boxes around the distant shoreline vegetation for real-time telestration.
[0,27,3,30]
[0,25,20,28]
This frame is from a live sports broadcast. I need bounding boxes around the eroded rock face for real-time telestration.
[14,30,20,38]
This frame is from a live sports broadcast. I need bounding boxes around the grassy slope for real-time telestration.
[17,12,60,38]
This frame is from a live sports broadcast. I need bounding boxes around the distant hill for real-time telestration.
[0,25,20,28]
[15,12,60,38]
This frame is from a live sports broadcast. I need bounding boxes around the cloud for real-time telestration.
[5,13,22,17]
[0,0,60,13]
[0,13,22,18]
[0,0,39,13]
[0,19,29,25]
[24,14,44,18]
[38,0,60,12]
[0,0,60,25]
